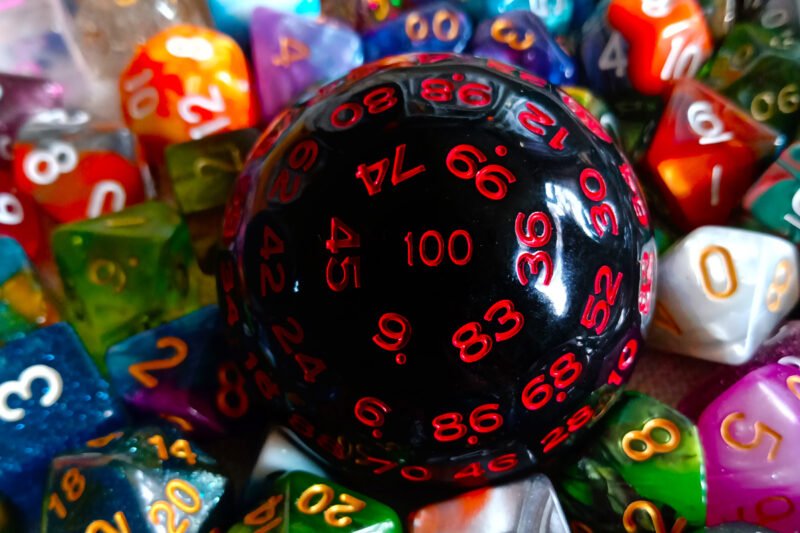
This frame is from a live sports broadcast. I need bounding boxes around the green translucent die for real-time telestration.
[555,392,706,532]
[744,142,800,242]
[52,201,200,368]
[703,24,800,136]
[229,471,402,533]
[165,129,259,273]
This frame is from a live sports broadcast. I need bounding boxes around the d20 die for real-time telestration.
[230,471,402,532]
[42,426,230,533]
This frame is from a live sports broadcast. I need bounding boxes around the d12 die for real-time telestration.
[0,237,57,345]
[166,129,260,273]
[410,474,569,533]
[208,0,320,51]
[472,11,577,85]
[230,471,402,532]
[555,392,706,532]
[699,363,800,530]
[649,226,800,364]
[251,7,363,122]
[744,142,800,243]
[644,79,783,231]
[0,324,125,522]
[361,3,472,63]
[52,201,201,366]
[106,305,249,435]
[120,25,256,167]
[13,109,147,223]
[42,426,230,533]
[607,0,712,95]
[0,168,46,262]
[0,73,63,168]
[69,0,211,80]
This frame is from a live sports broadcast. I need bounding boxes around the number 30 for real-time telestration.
[0,365,63,422]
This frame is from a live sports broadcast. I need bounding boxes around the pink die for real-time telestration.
[699,363,800,531]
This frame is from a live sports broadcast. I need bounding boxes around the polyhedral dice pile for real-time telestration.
[0,0,799,532]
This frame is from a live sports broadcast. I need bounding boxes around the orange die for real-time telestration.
[608,0,713,95]
[120,25,257,165]
[644,79,783,231]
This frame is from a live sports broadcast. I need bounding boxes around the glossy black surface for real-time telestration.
[221,54,655,487]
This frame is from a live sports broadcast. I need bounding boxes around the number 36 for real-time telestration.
[0,365,63,422]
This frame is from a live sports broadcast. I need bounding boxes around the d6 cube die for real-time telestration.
[52,201,201,366]
[0,324,125,523]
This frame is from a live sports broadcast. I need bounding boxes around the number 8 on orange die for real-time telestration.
[120,25,257,166]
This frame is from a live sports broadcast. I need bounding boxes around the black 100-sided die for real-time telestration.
[220,53,656,488]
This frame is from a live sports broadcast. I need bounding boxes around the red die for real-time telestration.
[644,79,782,230]
[12,110,147,223]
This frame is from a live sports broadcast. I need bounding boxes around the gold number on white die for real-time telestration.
[23,142,78,186]
[687,101,733,145]
[699,245,738,299]
[0,365,63,422]
[766,258,794,312]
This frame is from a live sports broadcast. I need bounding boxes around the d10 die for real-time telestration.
[166,128,260,272]
[251,7,363,122]
[699,364,800,530]
[744,142,800,243]
[120,25,256,168]
[230,471,402,532]
[42,426,230,533]
[13,109,147,223]
[555,392,706,532]
[472,11,576,85]
[410,473,569,533]
[0,237,57,344]
[0,73,63,168]
[644,79,783,231]
[649,226,800,364]
[361,3,472,63]
[0,324,125,523]
[607,0,712,95]
[106,306,253,435]
[52,201,201,366]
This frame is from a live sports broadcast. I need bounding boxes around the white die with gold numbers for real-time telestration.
[649,226,799,364]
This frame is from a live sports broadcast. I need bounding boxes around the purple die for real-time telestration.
[361,2,472,63]
[105,305,233,435]
[471,10,577,85]
[251,7,363,122]
[0,73,63,167]
[679,322,800,422]
[699,363,800,530]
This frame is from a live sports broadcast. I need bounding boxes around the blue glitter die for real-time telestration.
[0,323,125,524]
